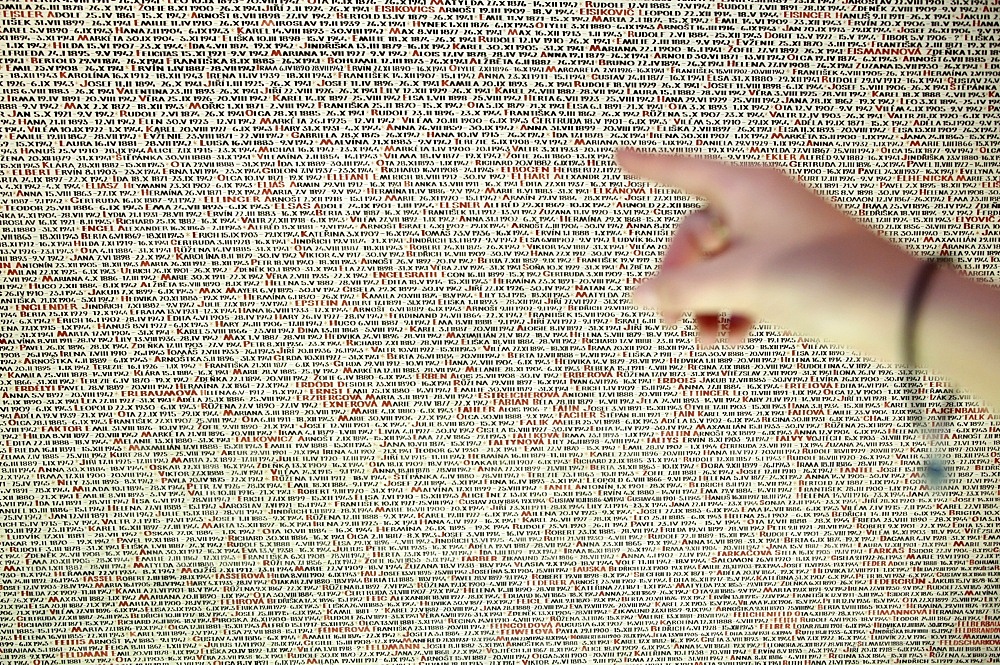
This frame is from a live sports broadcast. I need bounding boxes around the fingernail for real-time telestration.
[631,282,659,310]
[696,208,730,256]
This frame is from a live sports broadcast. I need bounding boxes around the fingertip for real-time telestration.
[659,311,682,328]
[631,281,660,311]
[631,281,683,328]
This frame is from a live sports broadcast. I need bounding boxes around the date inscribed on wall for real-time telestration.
[2,1,1000,663]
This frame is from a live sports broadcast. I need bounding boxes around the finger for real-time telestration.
[615,148,739,207]
[643,210,709,322]
[636,208,732,321]
[659,311,682,327]
[633,246,754,316]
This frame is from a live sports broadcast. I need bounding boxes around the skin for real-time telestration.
[616,148,1000,411]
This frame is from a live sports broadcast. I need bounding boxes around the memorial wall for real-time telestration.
[2,0,999,662]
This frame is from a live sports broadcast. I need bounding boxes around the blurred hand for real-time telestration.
[616,148,922,362]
